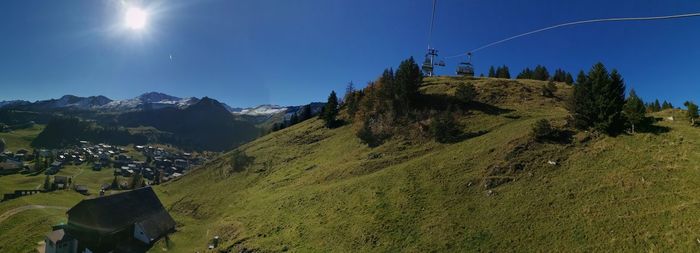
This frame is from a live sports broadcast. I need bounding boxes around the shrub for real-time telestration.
[230,150,254,172]
[430,110,462,143]
[532,119,555,141]
[455,83,477,103]
[541,81,557,97]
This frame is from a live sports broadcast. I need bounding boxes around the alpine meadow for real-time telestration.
[2,1,700,252]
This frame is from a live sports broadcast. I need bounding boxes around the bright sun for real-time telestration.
[125,7,148,30]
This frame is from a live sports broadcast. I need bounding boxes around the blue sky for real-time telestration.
[0,0,699,107]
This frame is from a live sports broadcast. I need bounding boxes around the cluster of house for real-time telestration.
[0,149,29,175]
[43,142,202,184]
[44,187,176,253]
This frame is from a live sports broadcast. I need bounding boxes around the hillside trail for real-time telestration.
[0,205,68,224]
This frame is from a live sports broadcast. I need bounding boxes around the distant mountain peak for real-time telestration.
[231,104,288,116]
[138,92,181,103]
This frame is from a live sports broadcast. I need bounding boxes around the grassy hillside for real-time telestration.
[159,76,700,252]
[0,124,44,152]
[4,77,696,252]
[0,164,128,252]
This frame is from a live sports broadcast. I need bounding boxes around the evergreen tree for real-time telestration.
[394,57,422,114]
[321,91,339,128]
[496,65,511,79]
[43,175,51,191]
[516,68,533,79]
[571,63,626,134]
[571,70,593,129]
[653,99,661,112]
[299,104,312,121]
[344,81,355,103]
[661,100,673,110]
[686,101,699,125]
[488,66,496,77]
[533,65,550,81]
[565,73,574,85]
[623,89,646,133]
[289,113,299,125]
[130,172,142,189]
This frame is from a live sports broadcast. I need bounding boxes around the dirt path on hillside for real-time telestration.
[0,205,68,224]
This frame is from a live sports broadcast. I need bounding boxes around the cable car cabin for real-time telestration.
[456,62,474,77]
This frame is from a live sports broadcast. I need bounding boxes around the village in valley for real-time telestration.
[1,141,203,200]
[0,128,208,252]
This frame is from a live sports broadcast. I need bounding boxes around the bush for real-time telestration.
[430,111,462,143]
[455,83,477,103]
[541,81,557,97]
[230,150,254,172]
[532,119,555,141]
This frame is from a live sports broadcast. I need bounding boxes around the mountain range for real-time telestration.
[0,92,318,117]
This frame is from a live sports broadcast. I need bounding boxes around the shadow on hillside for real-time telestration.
[416,94,513,115]
[439,130,490,144]
[538,129,575,144]
[636,125,671,135]
[630,117,671,135]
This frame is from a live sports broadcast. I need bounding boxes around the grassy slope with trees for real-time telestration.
[154,60,700,252]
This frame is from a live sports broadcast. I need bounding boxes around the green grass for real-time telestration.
[0,124,44,152]
[3,77,698,252]
[156,78,700,251]
[0,208,68,253]
[0,165,124,251]
[153,78,591,252]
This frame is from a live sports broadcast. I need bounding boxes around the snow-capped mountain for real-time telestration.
[101,92,200,111]
[0,100,30,108]
[231,104,289,116]
[15,95,113,110]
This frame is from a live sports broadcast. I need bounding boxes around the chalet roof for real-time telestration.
[66,187,175,236]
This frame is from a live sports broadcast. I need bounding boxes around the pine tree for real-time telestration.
[289,113,299,125]
[488,66,496,78]
[43,175,51,191]
[517,68,533,79]
[661,100,674,110]
[321,91,339,128]
[394,57,422,114]
[686,101,699,125]
[130,172,142,189]
[623,89,646,133]
[565,73,574,85]
[299,104,312,121]
[496,65,511,79]
[571,70,593,129]
[344,81,355,103]
[571,63,626,134]
[596,68,626,133]
[533,65,550,81]
[653,99,661,112]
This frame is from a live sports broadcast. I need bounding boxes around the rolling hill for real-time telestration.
[152,76,700,252]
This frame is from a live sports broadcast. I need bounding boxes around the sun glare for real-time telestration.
[125,7,148,30]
